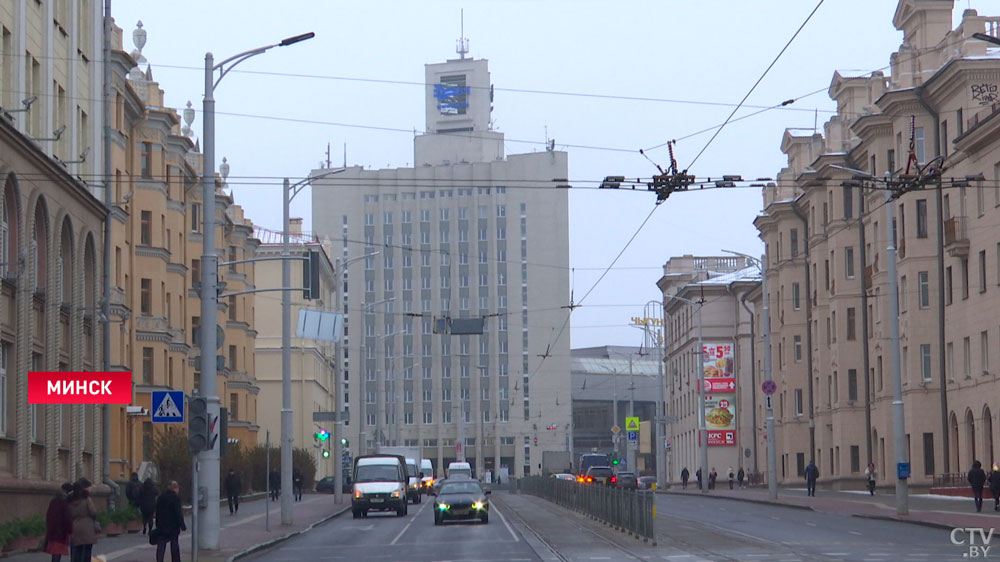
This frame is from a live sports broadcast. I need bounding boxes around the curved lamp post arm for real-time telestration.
[212,33,315,90]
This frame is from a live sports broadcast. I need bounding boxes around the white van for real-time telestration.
[352,455,408,518]
[404,458,422,504]
[420,458,434,494]
[447,461,473,480]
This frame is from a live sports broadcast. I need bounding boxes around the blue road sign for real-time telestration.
[627,430,638,441]
[152,390,185,423]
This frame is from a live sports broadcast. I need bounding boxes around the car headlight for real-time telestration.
[392,490,400,498]
[354,489,361,499]
[472,501,485,510]
[437,503,450,510]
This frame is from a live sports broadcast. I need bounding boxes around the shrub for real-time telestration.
[151,427,193,504]
[18,514,45,537]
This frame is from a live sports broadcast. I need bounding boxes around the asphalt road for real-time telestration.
[655,493,969,561]
[244,494,539,562]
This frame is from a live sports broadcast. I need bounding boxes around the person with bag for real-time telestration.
[124,472,141,509]
[44,482,74,562]
[864,462,877,495]
[989,463,1000,511]
[68,478,99,562]
[153,480,186,562]
[138,478,159,534]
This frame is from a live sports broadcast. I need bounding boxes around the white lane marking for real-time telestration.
[806,522,817,527]
[770,516,780,520]
[390,500,428,545]
[849,531,863,536]
[490,503,520,542]
[821,554,848,556]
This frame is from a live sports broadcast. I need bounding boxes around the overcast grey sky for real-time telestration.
[111,0,976,349]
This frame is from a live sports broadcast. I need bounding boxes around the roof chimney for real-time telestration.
[289,218,303,237]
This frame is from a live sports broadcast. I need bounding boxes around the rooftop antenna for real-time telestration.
[325,142,332,169]
[456,9,469,59]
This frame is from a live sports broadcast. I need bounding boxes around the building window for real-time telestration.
[850,445,860,473]
[848,369,857,402]
[140,142,152,178]
[0,342,8,436]
[142,347,153,384]
[961,258,970,299]
[140,211,152,245]
[423,411,433,424]
[923,433,935,475]
[964,336,972,377]
[947,342,955,381]
[793,335,802,362]
[982,331,990,375]
[846,308,856,341]
[367,413,377,426]
[979,250,987,293]
[794,389,803,416]
[790,229,799,258]
[843,186,853,219]
[899,276,907,313]
[792,283,800,310]
[918,271,930,308]
[190,203,200,232]
[845,247,855,279]
[916,199,927,238]
[921,344,932,381]
[914,127,925,163]
[946,266,953,305]
[140,278,152,314]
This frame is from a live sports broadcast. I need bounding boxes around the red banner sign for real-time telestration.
[28,372,133,404]
[706,430,736,446]
[703,378,736,393]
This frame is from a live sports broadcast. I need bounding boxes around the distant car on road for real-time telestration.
[637,476,658,490]
[315,475,352,494]
[434,479,490,525]
[613,471,638,490]
[552,473,576,482]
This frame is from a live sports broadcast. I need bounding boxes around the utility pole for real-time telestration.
[628,354,636,470]
[697,300,707,493]
[885,174,908,515]
[644,301,667,490]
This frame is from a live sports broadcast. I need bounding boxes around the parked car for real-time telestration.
[315,475,352,494]
[613,471,638,490]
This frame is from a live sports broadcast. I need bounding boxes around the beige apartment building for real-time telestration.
[311,51,572,479]
[0,1,107,517]
[254,220,339,477]
[753,1,1000,488]
[658,256,759,484]
[105,21,261,477]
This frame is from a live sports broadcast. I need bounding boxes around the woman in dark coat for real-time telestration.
[154,480,186,562]
[988,463,1000,511]
[44,483,74,562]
[67,479,99,562]
[138,478,159,534]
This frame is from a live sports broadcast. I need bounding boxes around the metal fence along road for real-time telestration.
[517,477,656,545]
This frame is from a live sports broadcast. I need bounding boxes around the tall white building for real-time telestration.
[311,50,572,478]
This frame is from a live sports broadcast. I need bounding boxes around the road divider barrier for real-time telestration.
[517,476,655,544]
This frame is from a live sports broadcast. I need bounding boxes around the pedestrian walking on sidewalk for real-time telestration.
[988,464,1000,511]
[695,468,702,490]
[269,469,281,501]
[68,478,99,562]
[804,460,819,497]
[681,467,689,489]
[727,467,735,490]
[225,469,242,515]
[138,478,158,534]
[737,467,745,489]
[293,468,304,502]
[124,472,141,510]
[968,460,987,512]
[708,468,717,490]
[153,480,186,562]
[865,462,877,495]
[44,482,73,562]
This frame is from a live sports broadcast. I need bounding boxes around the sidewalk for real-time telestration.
[2,493,350,562]
[664,484,1000,532]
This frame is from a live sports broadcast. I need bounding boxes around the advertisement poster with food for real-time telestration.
[703,343,736,446]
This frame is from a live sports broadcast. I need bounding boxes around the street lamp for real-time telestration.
[662,294,706,493]
[332,251,378,504]
[723,249,777,500]
[199,31,313,548]
[639,301,666,490]
[281,168,345,524]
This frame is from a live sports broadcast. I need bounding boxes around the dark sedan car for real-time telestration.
[315,475,352,494]
[613,471,638,490]
[637,476,658,490]
[434,480,490,524]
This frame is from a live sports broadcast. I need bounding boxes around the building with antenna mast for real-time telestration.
[310,41,571,479]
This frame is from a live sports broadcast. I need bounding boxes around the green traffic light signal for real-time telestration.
[318,430,329,441]
[341,438,349,446]
[612,458,620,465]
[322,450,330,458]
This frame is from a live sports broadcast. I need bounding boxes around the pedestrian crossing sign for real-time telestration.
[625,417,640,432]
[152,390,185,423]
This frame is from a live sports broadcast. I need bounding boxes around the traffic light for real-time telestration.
[322,449,330,458]
[546,425,556,430]
[340,438,349,446]
[187,397,209,453]
[316,429,330,442]
[611,458,620,465]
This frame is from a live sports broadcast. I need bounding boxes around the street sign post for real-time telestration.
[611,425,621,434]
[152,391,185,423]
[627,430,638,441]
[762,380,778,395]
[625,417,639,432]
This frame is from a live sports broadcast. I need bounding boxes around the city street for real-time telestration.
[238,490,977,561]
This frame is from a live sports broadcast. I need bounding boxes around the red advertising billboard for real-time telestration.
[703,343,736,447]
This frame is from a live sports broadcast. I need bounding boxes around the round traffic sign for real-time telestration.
[762,380,778,395]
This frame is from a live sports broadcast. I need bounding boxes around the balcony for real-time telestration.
[943,216,969,257]
[135,314,170,342]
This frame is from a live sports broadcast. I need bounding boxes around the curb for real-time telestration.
[662,490,815,512]
[225,504,351,562]
[852,513,955,531]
